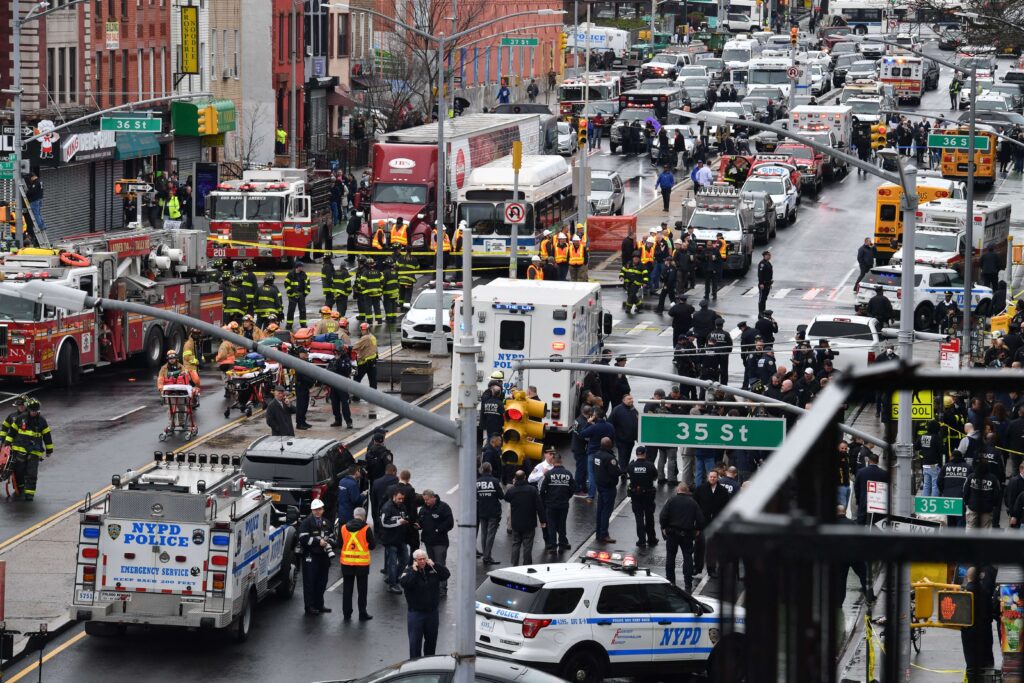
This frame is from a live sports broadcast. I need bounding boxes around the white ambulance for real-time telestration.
[452,279,611,432]
[71,452,298,641]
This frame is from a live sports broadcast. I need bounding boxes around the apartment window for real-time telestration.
[199,42,205,90]
[69,47,77,102]
[148,47,155,98]
[160,47,167,96]
[222,29,228,75]
[288,12,294,63]
[337,13,349,57]
[233,30,239,78]
[137,48,143,99]
[121,0,127,16]
[58,48,67,103]
[278,14,284,62]
[108,0,114,16]
[46,48,56,101]
[95,0,102,17]
[95,50,103,107]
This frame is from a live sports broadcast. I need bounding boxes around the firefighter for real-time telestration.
[395,249,417,307]
[354,257,370,324]
[222,276,247,323]
[231,261,256,314]
[382,258,401,325]
[620,253,648,314]
[553,234,570,281]
[568,234,588,282]
[7,398,53,501]
[255,274,283,327]
[354,322,378,390]
[526,255,544,280]
[371,220,389,252]
[240,314,265,342]
[284,261,310,328]
[0,396,27,444]
[215,321,242,372]
[335,265,353,317]
[157,350,200,391]
[316,306,340,335]
[322,257,338,311]
[390,217,409,250]
[336,314,352,345]
[359,258,384,326]
[182,328,205,369]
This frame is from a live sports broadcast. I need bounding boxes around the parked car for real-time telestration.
[556,121,578,156]
[241,437,351,522]
[847,60,879,81]
[832,53,861,87]
[401,285,458,346]
[317,656,567,683]
[589,170,626,215]
[741,190,778,243]
[987,82,1024,110]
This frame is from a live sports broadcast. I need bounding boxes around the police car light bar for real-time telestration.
[582,548,640,572]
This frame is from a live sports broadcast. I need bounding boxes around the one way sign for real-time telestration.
[871,513,941,534]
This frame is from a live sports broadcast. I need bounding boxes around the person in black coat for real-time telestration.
[960,565,996,676]
[668,295,695,343]
[855,238,875,286]
[854,450,889,525]
[540,453,575,551]
[866,286,895,325]
[692,300,718,346]
[1005,463,1024,527]
[693,471,731,577]
[370,463,399,531]
[417,490,454,594]
[476,462,505,564]
[400,549,451,659]
[660,483,705,590]
[504,470,547,565]
[298,499,336,614]
[293,349,315,429]
[479,380,505,444]
[265,385,295,436]
[755,309,777,346]
[481,434,503,475]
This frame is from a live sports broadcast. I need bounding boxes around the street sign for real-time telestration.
[114,180,153,195]
[927,133,991,152]
[0,160,14,181]
[786,66,801,79]
[638,414,785,450]
[940,339,960,370]
[887,17,899,29]
[100,116,162,133]
[866,480,888,515]
[504,202,526,225]
[500,37,539,47]
[891,389,934,420]
[915,496,964,516]
[872,513,941,533]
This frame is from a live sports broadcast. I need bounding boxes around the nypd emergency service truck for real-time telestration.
[71,452,298,641]
[451,279,611,432]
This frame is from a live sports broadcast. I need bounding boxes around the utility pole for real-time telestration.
[962,67,978,365]
[576,6,592,226]
[573,0,579,71]
[430,36,449,357]
[650,0,657,50]
[12,9,25,248]
[290,2,300,167]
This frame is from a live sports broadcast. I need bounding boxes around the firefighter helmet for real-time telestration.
[320,305,332,315]
[25,398,40,412]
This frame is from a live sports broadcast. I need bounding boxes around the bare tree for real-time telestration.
[224,102,272,178]
[907,0,1024,54]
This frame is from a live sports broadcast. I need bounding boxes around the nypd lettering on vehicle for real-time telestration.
[114,522,193,547]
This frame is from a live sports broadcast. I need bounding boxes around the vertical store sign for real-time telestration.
[105,21,119,50]
[180,5,200,75]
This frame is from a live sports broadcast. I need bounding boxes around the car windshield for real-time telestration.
[748,87,783,99]
[618,109,649,123]
[557,122,571,135]
[701,58,724,70]
[975,98,1010,111]
[685,87,706,98]
[958,56,994,70]
[476,576,544,611]
[651,54,676,65]
[591,177,615,192]
[916,233,960,252]
[806,320,874,341]
[713,104,745,114]
[208,194,245,220]
[691,212,740,230]
[372,183,428,205]
[559,86,610,101]
[863,271,922,287]
[781,146,813,160]
[722,48,752,62]
[832,43,857,53]
[583,102,617,116]
[847,99,881,115]
[743,177,784,194]
[413,291,458,310]
[837,55,860,68]
[241,455,317,484]
[457,202,534,235]
[0,292,40,322]
[679,68,706,78]
[750,70,789,85]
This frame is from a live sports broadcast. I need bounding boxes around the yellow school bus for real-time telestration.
[937,124,998,188]
[872,174,965,263]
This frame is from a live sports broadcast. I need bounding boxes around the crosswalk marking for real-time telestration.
[802,287,823,300]
[659,326,675,337]
[773,288,792,299]
[627,322,648,336]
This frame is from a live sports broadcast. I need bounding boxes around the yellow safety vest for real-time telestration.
[431,230,451,253]
[340,525,371,566]
[276,128,287,145]
[165,196,181,219]
[526,264,543,280]
[554,244,569,264]
[568,243,586,266]
[371,228,387,250]
[640,243,655,264]
[717,239,728,260]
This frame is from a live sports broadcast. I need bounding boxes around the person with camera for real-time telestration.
[400,549,451,659]
[298,498,336,615]
[339,506,375,622]
[380,488,411,594]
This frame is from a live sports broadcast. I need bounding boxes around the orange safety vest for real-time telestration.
[575,230,588,248]
[526,264,544,280]
[371,228,387,250]
[431,229,452,253]
[554,243,569,264]
[452,228,463,252]
[639,243,655,264]
[340,524,371,566]
[717,239,728,260]
[390,224,408,246]
[568,243,586,266]
[539,238,553,260]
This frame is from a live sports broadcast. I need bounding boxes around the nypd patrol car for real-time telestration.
[740,165,799,225]
[475,551,745,682]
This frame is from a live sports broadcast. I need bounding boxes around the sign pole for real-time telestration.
[510,141,522,279]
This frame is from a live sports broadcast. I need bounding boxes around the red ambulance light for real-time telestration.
[211,555,229,567]
[82,547,99,559]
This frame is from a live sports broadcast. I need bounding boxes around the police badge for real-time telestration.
[107,524,121,540]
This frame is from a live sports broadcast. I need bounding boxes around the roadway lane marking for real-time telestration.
[830,267,857,300]
[694,573,712,595]
[6,630,87,683]
[773,288,792,299]
[802,288,823,300]
[108,405,147,421]
[717,279,738,297]
[658,326,675,337]
[626,322,648,336]
[742,287,756,297]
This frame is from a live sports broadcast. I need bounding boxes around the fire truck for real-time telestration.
[0,228,221,386]
[71,452,298,641]
[206,168,333,264]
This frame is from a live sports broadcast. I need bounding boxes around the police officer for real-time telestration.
[329,342,354,429]
[298,498,336,614]
[757,251,773,315]
[255,274,283,327]
[479,376,505,445]
[293,347,314,430]
[659,483,705,591]
[222,275,247,323]
[627,446,659,547]
[7,398,52,501]
[539,452,575,552]
[322,257,339,312]
[593,437,620,544]
[395,249,417,307]
[674,330,700,400]
[284,262,310,328]
[705,317,733,385]
[381,258,401,325]
[335,265,353,317]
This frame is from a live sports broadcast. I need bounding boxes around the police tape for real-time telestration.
[939,420,1024,459]
[207,236,543,258]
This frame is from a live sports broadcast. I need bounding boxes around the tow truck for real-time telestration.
[71,452,298,641]
[682,185,755,273]
[0,229,221,386]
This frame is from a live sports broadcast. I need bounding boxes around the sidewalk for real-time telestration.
[0,347,451,662]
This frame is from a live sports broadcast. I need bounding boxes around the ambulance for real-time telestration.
[905,198,1011,271]
[71,452,298,641]
[451,279,611,432]
[879,55,925,104]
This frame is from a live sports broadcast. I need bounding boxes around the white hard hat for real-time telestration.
[655,227,663,233]
[543,229,551,236]
[532,255,541,262]
[310,498,325,511]
[646,237,655,244]
[459,219,468,228]
[572,235,581,242]
[649,227,657,233]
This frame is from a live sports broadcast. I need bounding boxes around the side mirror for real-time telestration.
[603,312,613,336]
[285,505,300,525]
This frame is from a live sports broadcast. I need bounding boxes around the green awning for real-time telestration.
[115,133,161,160]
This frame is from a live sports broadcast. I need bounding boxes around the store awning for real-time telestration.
[328,88,360,108]
[115,133,161,160]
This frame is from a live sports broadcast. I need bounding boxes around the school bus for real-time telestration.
[937,124,998,188]
[872,173,965,264]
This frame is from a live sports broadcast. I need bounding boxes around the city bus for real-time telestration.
[872,174,965,263]
[936,124,998,188]
[826,0,908,34]
[455,154,575,268]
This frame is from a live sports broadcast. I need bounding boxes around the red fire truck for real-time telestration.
[0,229,221,386]
[206,168,333,263]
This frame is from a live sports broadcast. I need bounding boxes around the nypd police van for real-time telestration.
[475,551,745,682]
[71,452,298,641]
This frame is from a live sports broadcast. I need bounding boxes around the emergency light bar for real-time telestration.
[582,549,640,573]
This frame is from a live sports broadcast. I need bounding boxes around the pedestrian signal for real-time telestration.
[578,117,588,148]
[936,590,973,627]
[871,123,888,150]
[501,390,545,465]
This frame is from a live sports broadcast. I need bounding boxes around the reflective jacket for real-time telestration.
[7,414,53,458]
[526,264,543,280]
[621,263,648,287]
[255,284,282,315]
[358,269,384,297]
[284,270,310,299]
[396,257,417,287]
[335,271,353,298]
[553,243,570,264]
[390,224,408,247]
[568,243,587,266]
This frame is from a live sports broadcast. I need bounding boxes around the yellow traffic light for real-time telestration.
[914,585,934,620]
[502,390,545,465]
[790,27,799,46]
[197,105,218,136]
[559,32,568,52]
[871,123,888,150]
[578,117,588,148]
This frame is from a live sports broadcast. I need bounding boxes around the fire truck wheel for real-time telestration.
[140,327,165,371]
[166,326,186,357]
[55,343,80,388]
[234,589,255,642]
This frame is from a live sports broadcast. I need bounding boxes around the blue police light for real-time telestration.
[553,327,566,335]
[82,527,100,539]
[212,535,230,547]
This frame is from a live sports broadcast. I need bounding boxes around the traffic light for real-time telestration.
[578,117,587,149]
[790,27,798,46]
[501,390,545,465]
[936,590,973,627]
[871,123,888,150]
[197,105,218,136]
[913,585,934,620]
[559,32,567,52]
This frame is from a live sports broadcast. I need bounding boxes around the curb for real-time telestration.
[0,379,453,670]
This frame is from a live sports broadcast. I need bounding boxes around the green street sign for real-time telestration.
[501,37,539,47]
[0,171,12,181]
[927,133,990,152]
[0,162,14,171]
[100,116,163,133]
[638,414,786,449]
[914,496,963,516]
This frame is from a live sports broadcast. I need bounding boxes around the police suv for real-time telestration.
[475,551,744,682]
[855,264,993,332]
[71,452,298,641]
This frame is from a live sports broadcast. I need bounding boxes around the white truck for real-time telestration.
[748,57,809,100]
[71,453,298,641]
[788,104,854,179]
[451,279,611,432]
[879,55,925,104]
[892,198,1011,274]
[566,23,630,61]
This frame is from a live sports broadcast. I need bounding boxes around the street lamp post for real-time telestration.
[680,109,919,680]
